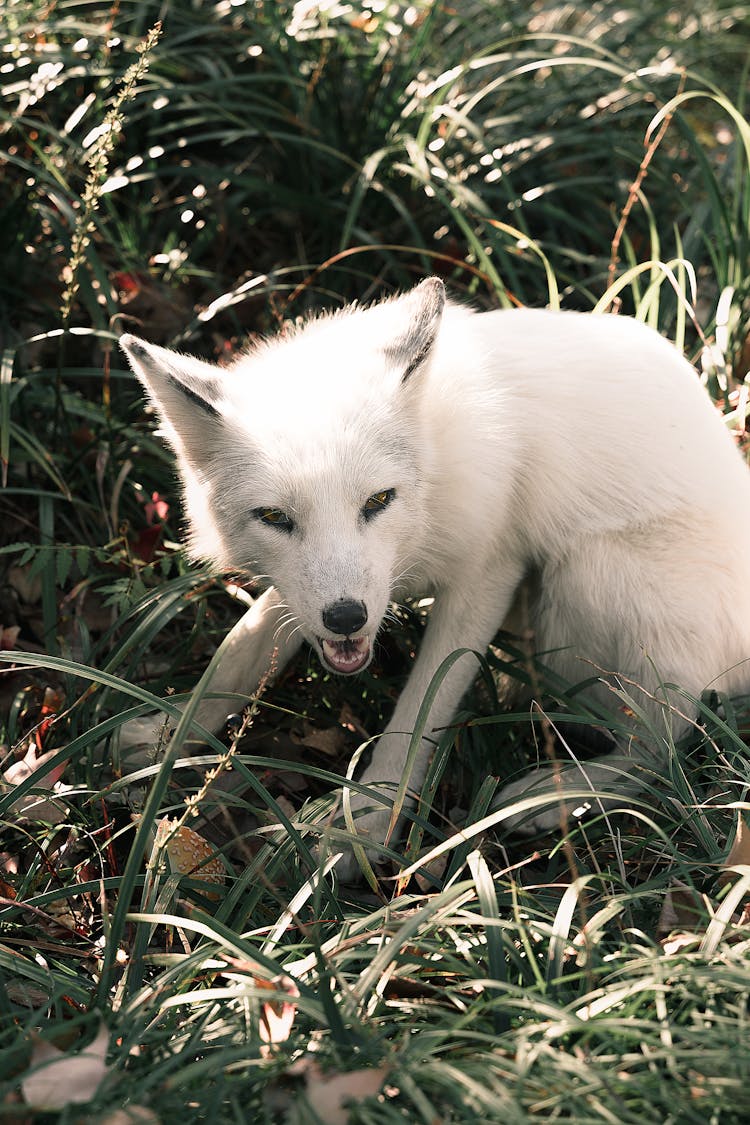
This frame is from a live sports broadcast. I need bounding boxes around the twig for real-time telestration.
[607,70,687,294]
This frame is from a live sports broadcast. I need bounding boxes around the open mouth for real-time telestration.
[319,635,371,675]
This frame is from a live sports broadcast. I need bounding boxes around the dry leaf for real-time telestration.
[257,974,300,1057]
[22,1024,109,1109]
[2,741,69,823]
[7,565,42,605]
[221,956,299,1056]
[4,980,52,1009]
[1,624,20,650]
[411,849,448,893]
[3,742,66,789]
[338,703,370,739]
[656,880,705,939]
[304,1062,389,1124]
[662,932,702,956]
[292,722,348,758]
[152,818,225,895]
[34,686,64,749]
[115,270,192,343]
[273,794,298,823]
[720,814,750,884]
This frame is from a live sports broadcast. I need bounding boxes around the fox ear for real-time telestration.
[386,277,446,383]
[120,335,226,466]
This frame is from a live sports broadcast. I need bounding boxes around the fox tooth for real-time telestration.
[321,636,371,675]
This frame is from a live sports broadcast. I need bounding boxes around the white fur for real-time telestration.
[121,280,750,867]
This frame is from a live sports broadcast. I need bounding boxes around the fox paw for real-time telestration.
[493,769,589,836]
[319,795,396,883]
[494,756,642,836]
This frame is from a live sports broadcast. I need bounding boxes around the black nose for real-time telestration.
[321,599,368,636]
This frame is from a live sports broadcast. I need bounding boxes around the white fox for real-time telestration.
[121,278,750,867]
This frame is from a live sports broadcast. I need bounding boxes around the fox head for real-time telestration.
[121,278,446,675]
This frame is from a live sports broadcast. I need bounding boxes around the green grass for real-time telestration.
[1,0,750,1119]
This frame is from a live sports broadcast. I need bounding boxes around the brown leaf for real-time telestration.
[3,742,66,789]
[1,624,20,650]
[338,703,370,739]
[220,957,300,1056]
[656,880,705,939]
[662,932,702,956]
[2,741,69,823]
[292,723,347,758]
[303,1062,389,1124]
[116,270,192,344]
[4,979,52,1009]
[152,818,226,898]
[411,850,448,893]
[7,565,42,605]
[258,974,299,1056]
[720,814,750,882]
[34,686,64,748]
[0,877,16,899]
[22,1024,109,1109]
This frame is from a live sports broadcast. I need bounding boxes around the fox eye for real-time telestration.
[253,507,295,533]
[362,488,395,520]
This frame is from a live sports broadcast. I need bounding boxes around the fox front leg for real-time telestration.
[332,562,524,879]
[116,586,302,755]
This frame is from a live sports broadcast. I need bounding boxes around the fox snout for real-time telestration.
[321,598,369,636]
[317,599,372,675]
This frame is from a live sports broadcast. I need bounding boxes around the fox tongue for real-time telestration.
[321,636,370,674]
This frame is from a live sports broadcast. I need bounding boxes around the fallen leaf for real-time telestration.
[304,1062,389,1124]
[220,956,299,1056]
[656,880,705,939]
[267,794,297,824]
[292,722,347,758]
[34,686,64,749]
[116,269,192,343]
[3,741,66,789]
[338,703,370,739]
[22,1023,109,1109]
[0,877,16,899]
[411,849,448,893]
[1,624,20,650]
[7,565,42,605]
[662,932,702,955]
[130,523,164,566]
[151,817,226,894]
[3,979,52,1009]
[720,814,750,882]
[257,974,300,1057]
[2,741,69,823]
